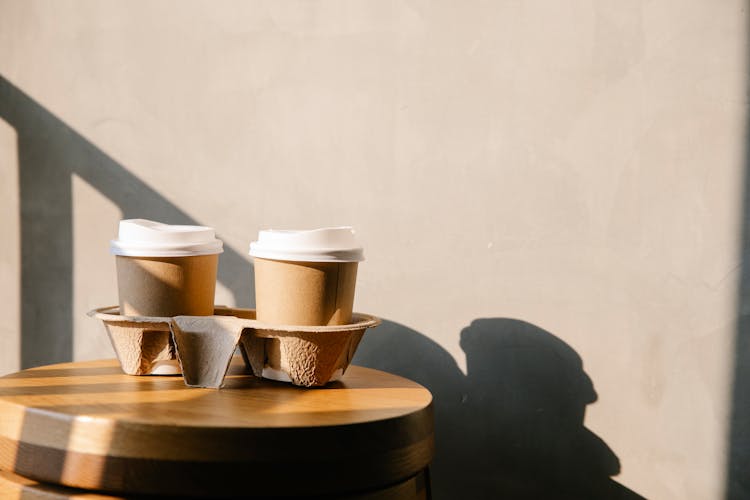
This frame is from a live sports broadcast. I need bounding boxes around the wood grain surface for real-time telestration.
[0,359,434,498]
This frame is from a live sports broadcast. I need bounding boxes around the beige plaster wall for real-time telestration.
[0,1,747,498]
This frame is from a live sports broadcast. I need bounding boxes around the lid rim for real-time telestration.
[111,240,224,248]
[249,250,364,263]
[111,242,224,257]
[112,248,224,257]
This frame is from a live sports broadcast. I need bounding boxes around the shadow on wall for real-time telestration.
[0,75,254,369]
[727,35,750,496]
[354,318,647,500]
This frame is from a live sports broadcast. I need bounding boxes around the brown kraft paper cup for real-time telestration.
[116,254,218,317]
[254,257,358,326]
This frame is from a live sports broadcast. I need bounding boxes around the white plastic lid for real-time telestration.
[110,219,224,257]
[249,227,364,262]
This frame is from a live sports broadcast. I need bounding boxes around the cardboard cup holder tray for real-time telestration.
[88,306,380,388]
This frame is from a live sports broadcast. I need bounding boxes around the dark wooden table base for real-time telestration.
[0,469,430,499]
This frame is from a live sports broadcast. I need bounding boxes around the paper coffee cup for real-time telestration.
[249,227,364,326]
[111,219,223,317]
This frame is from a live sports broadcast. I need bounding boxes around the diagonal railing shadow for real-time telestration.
[0,75,254,369]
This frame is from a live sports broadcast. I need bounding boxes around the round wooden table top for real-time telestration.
[0,358,434,498]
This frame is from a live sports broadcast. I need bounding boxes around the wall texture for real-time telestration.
[0,1,747,499]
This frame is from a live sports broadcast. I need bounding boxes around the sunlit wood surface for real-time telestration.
[0,358,433,498]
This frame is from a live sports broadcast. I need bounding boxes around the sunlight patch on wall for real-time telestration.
[215,281,236,309]
[0,118,19,375]
[72,172,121,362]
